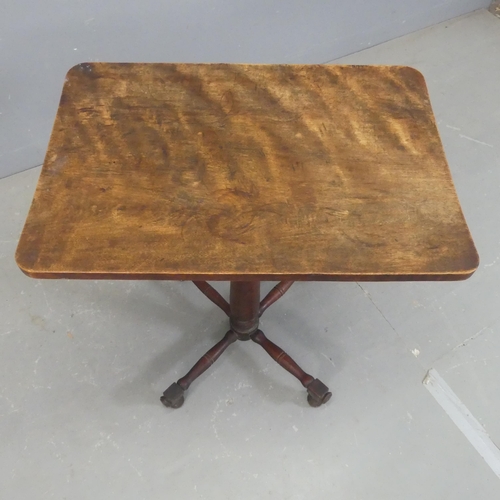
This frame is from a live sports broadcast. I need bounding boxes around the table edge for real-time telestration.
[16,266,479,283]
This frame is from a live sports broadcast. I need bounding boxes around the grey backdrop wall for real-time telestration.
[0,0,489,179]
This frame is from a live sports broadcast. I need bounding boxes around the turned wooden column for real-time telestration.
[229,281,260,336]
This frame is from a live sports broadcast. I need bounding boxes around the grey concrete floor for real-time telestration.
[1,9,500,499]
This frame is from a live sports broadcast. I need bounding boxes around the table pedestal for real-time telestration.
[160,281,332,409]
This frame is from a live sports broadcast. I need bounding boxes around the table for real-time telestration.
[16,63,478,408]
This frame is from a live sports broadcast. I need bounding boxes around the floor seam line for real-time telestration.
[356,282,427,370]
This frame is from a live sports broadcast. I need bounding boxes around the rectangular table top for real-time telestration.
[16,63,478,281]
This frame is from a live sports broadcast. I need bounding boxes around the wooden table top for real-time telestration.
[16,63,478,281]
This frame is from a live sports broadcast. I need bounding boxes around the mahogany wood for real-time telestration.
[15,62,480,409]
[251,329,315,388]
[16,63,478,282]
[229,281,260,335]
[192,281,230,316]
[161,329,238,409]
[161,281,332,408]
[259,281,294,316]
[177,330,238,390]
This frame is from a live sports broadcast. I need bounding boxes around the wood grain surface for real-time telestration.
[16,63,478,281]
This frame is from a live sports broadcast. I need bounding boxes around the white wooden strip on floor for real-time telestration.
[423,368,500,479]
